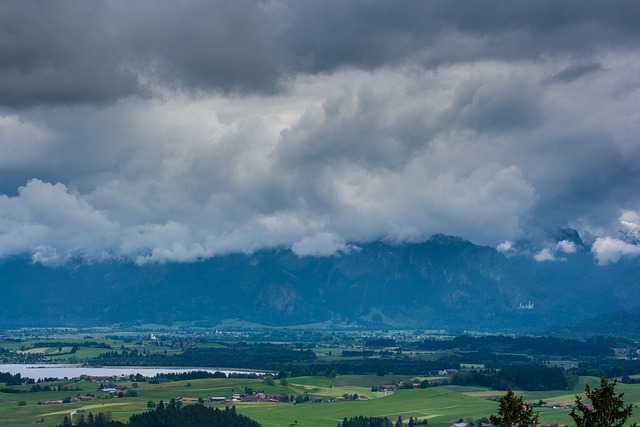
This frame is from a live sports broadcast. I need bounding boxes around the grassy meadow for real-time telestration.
[2,337,640,426]
[1,374,640,427]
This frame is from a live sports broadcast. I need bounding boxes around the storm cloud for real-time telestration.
[1,0,639,264]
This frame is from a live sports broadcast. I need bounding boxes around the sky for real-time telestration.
[1,0,640,266]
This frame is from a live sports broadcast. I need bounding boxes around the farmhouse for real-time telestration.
[85,375,120,382]
[241,394,262,402]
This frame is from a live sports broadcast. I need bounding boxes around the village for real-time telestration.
[33,372,580,427]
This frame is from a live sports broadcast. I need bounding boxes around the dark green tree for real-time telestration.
[489,387,539,427]
[339,416,392,427]
[570,377,637,427]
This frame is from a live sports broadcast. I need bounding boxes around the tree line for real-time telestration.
[91,344,463,376]
[0,371,22,386]
[576,358,640,378]
[416,335,614,357]
[281,355,461,377]
[31,341,111,349]
[451,365,568,391]
[94,343,316,370]
[55,400,260,427]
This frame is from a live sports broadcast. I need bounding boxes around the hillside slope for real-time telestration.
[0,235,637,332]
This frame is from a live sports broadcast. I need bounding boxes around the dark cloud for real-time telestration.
[546,63,603,84]
[0,1,139,106]
[521,130,635,231]
[447,77,543,132]
[0,1,639,264]
[2,1,640,107]
[282,1,640,71]
[276,87,433,172]
[279,1,435,72]
[121,0,290,95]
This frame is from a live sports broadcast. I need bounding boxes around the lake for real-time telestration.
[0,364,272,380]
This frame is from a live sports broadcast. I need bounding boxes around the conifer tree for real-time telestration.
[489,387,538,427]
[570,377,637,427]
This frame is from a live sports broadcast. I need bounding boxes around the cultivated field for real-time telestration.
[1,374,640,427]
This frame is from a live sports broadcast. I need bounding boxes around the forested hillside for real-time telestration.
[1,235,638,333]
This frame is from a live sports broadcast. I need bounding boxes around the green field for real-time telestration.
[239,387,496,427]
[1,374,640,427]
[0,337,187,362]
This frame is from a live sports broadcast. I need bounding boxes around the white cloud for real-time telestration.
[497,241,514,253]
[135,242,209,265]
[533,240,579,262]
[534,248,557,262]
[291,232,348,257]
[0,115,52,168]
[588,211,640,264]
[31,245,67,267]
[620,210,640,224]
[592,237,640,265]
[556,240,578,254]
[0,179,119,262]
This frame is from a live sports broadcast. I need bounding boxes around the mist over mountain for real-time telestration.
[1,234,638,335]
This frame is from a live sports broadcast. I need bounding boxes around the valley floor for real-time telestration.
[1,375,640,427]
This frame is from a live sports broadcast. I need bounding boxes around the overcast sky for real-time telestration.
[1,0,640,266]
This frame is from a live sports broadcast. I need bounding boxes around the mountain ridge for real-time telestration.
[1,234,639,335]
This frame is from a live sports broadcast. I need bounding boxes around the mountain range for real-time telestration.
[1,233,639,336]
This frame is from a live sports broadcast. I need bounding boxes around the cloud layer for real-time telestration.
[1,1,640,264]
